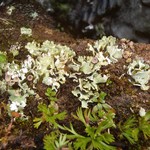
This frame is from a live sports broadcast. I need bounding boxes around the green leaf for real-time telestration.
[98,140,116,150]
[38,103,50,114]
[139,117,150,139]
[144,110,150,121]
[122,132,136,144]
[121,117,136,129]
[95,118,114,135]
[0,54,7,63]
[99,91,107,102]
[72,107,87,126]
[118,117,139,144]
[74,137,91,150]
[45,87,57,101]
[131,128,139,142]
[86,126,96,138]
[54,134,69,148]
[101,133,115,144]
[59,123,84,139]
[46,111,66,127]
[43,133,57,150]
[33,117,43,129]
[91,136,116,150]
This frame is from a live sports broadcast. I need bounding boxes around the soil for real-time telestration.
[0,0,150,150]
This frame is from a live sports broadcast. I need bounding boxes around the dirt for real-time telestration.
[0,0,150,150]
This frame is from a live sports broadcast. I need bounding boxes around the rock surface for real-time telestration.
[1,0,150,43]
[0,0,149,149]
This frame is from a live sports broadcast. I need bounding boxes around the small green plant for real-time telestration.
[138,110,150,139]
[44,132,69,150]
[0,53,7,76]
[33,103,66,128]
[45,87,57,101]
[34,88,150,149]
[118,110,150,144]
[33,88,66,129]
[59,107,116,150]
[118,117,139,144]
[0,53,7,63]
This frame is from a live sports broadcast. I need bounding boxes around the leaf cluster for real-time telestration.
[119,110,150,144]
[33,88,66,129]
[34,89,150,149]
[59,106,116,150]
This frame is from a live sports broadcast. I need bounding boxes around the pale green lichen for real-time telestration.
[20,27,32,36]
[70,36,123,107]
[8,89,28,112]
[6,6,15,15]
[72,72,109,108]
[127,59,150,90]
[25,40,75,90]
[2,35,147,114]
[0,80,7,94]
[0,39,75,113]
[88,36,123,63]
[106,45,123,63]
[30,12,38,19]
[3,60,35,113]
[9,42,21,57]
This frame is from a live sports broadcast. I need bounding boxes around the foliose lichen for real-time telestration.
[69,36,124,108]
[0,40,76,114]
[127,59,150,90]
[20,27,32,36]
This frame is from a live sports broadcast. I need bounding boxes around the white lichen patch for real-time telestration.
[30,12,38,19]
[106,45,123,63]
[25,40,76,91]
[6,6,15,15]
[88,36,124,63]
[1,35,147,115]
[8,89,28,112]
[139,107,146,117]
[127,59,150,90]
[20,27,32,36]
[72,72,109,108]
[0,40,76,113]
[70,36,123,107]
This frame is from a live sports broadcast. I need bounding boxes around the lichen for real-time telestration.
[0,39,76,113]
[72,72,108,108]
[70,36,123,108]
[6,6,15,15]
[127,59,150,90]
[25,40,75,90]
[88,36,123,63]
[20,27,32,36]
[30,12,38,19]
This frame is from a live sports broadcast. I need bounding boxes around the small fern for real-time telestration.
[33,87,66,129]
[59,107,116,150]
[118,110,150,144]
[45,87,57,102]
[44,132,69,150]
[33,103,66,128]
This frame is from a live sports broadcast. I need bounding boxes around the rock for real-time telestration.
[1,0,150,43]
[0,0,13,6]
